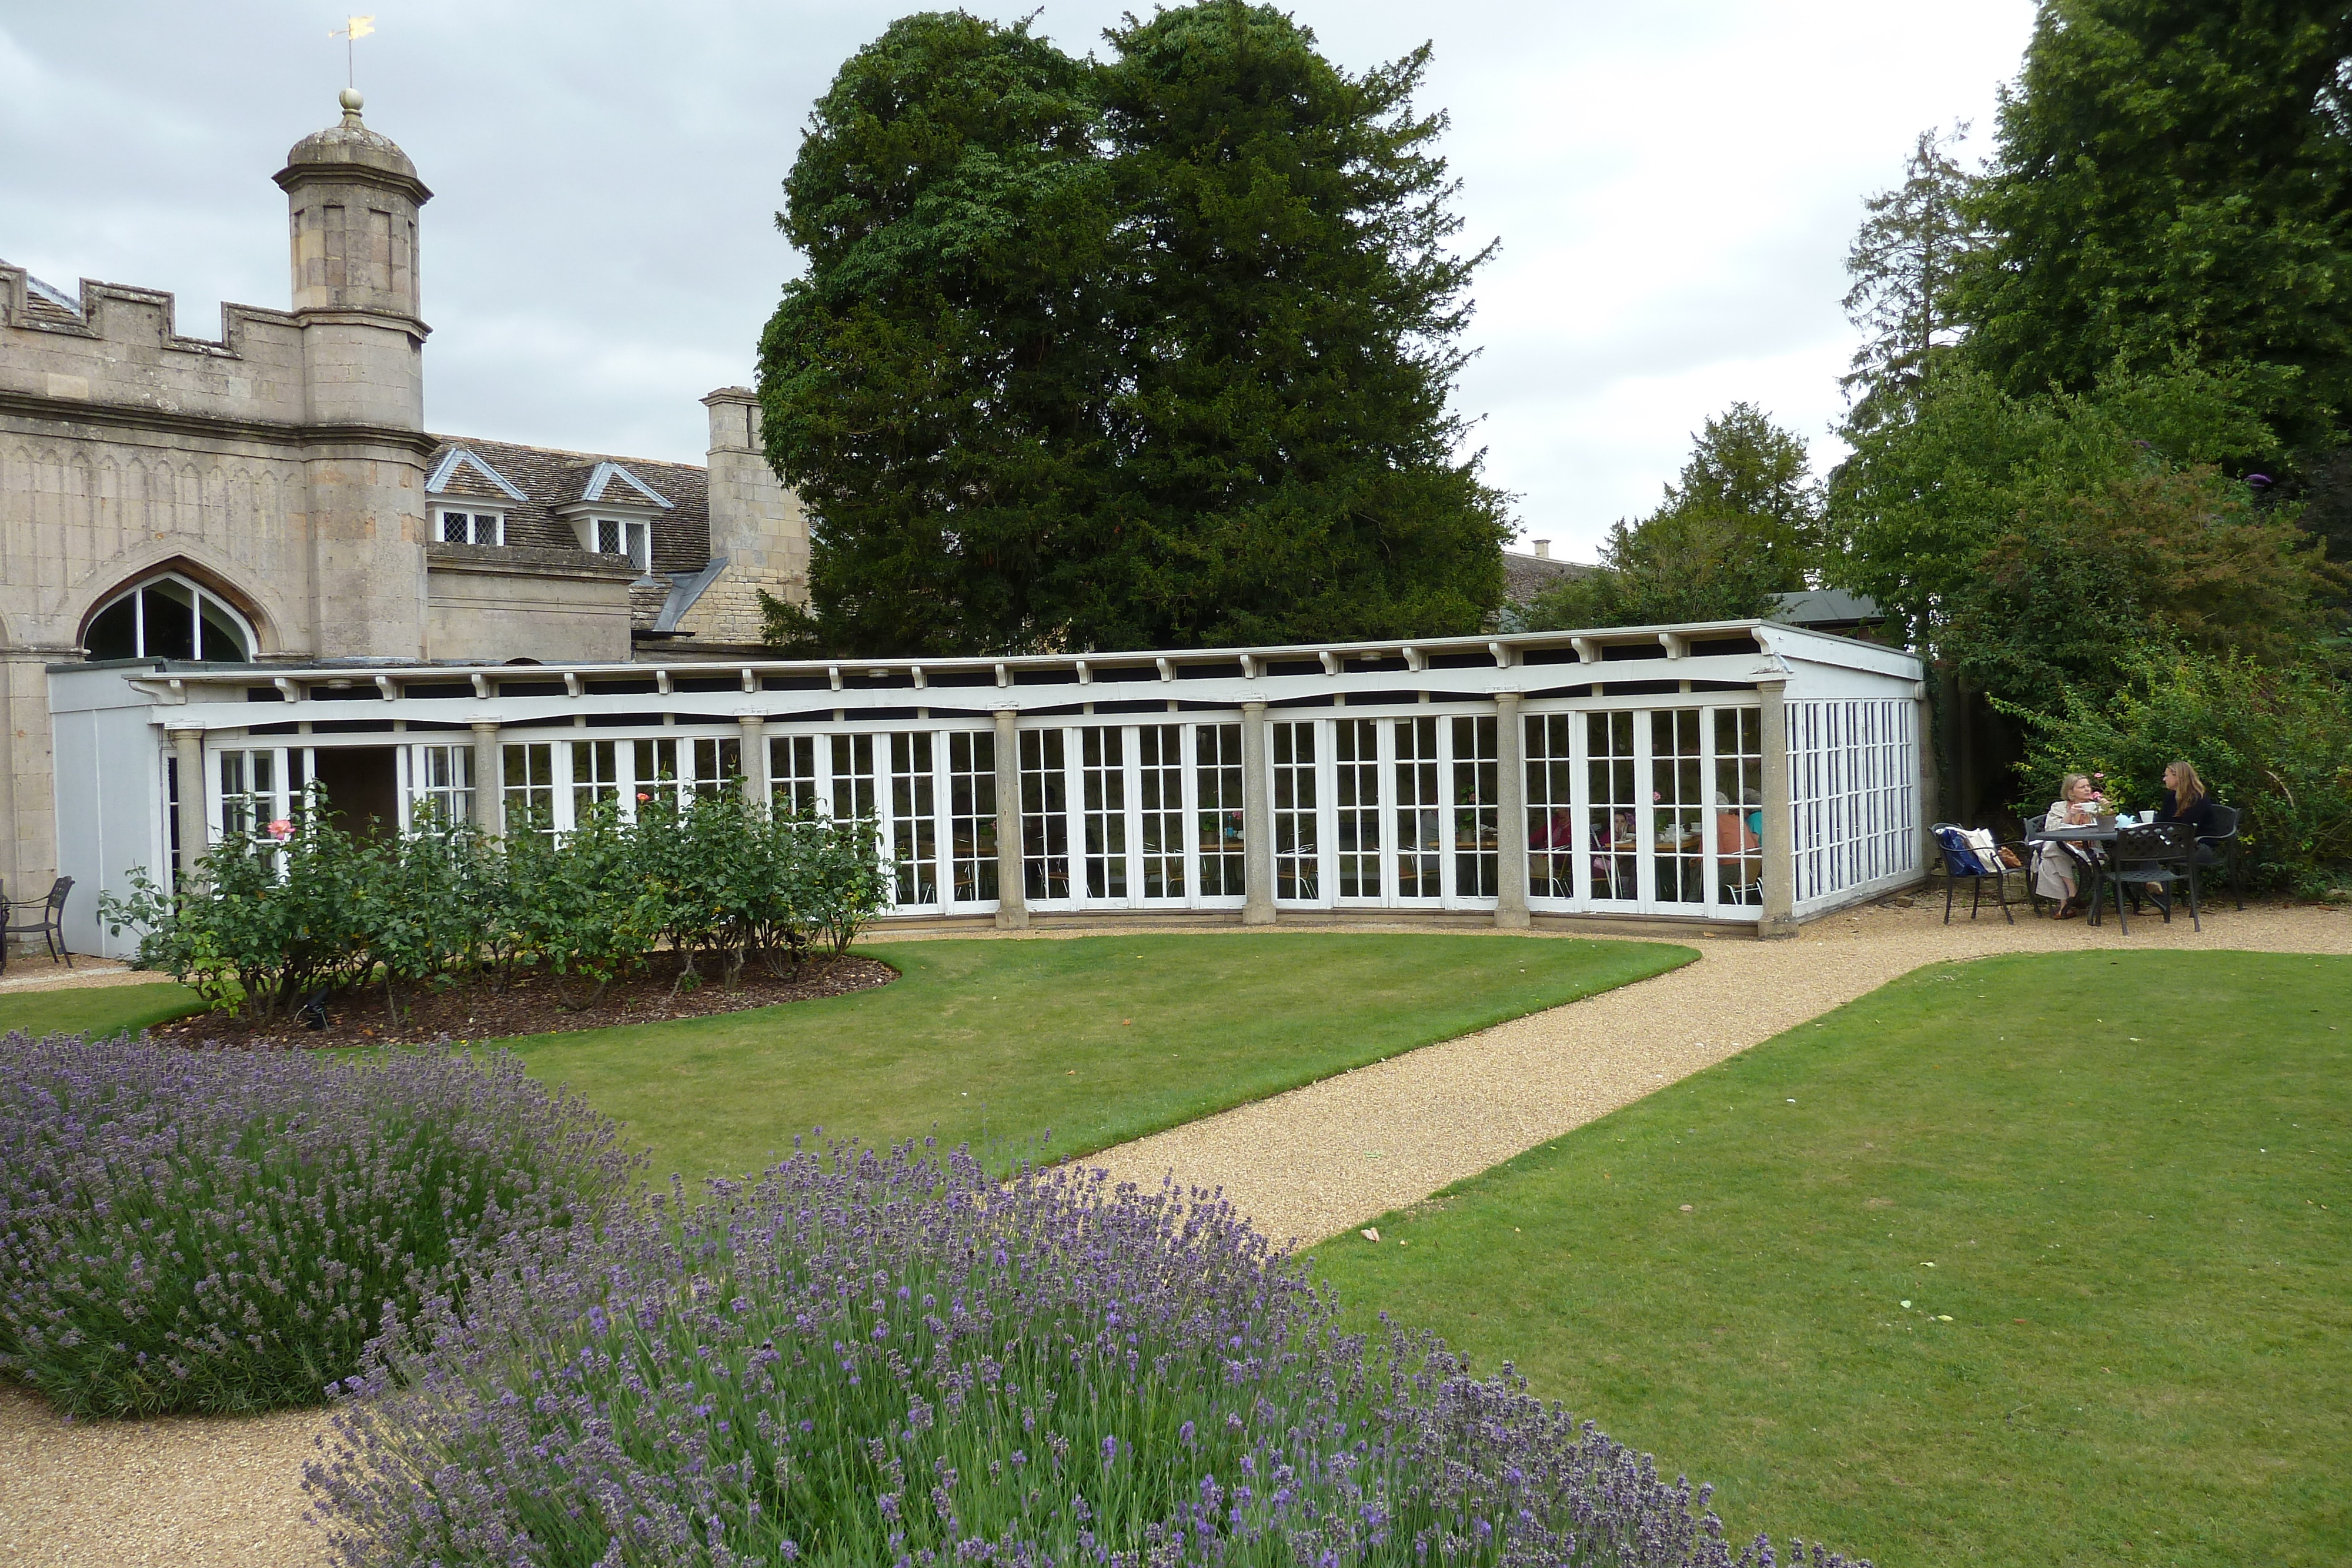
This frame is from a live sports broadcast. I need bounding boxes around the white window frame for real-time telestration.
[1265,713,1501,914]
[397,744,476,830]
[1017,719,1249,914]
[1518,698,1770,920]
[86,571,256,662]
[434,506,505,546]
[579,516,652,571]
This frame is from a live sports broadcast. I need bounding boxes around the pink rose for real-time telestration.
[637,792,652,803]
[267,818,293,841]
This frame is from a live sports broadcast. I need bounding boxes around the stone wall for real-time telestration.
[425,543,638,663]
[0,260,432,934]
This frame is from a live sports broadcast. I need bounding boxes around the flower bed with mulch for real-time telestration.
[145,952,896,1051]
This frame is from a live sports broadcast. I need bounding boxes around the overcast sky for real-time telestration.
[2,2,2037,561]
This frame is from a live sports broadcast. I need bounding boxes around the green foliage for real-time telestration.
[759,11,1111,657]
[1954,1,2352,448]
[1840,123,1982,434]
[1828,361,2317,656]
[2007,645,2352,888]
[363,808,492,1023]
[1516,403,1818,631]
[99,790,893,1020]
[759,2,1508,656]
[99,811,375,1024]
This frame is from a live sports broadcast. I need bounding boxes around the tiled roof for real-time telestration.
[1502,551,1592,605]
[422,435,710,573]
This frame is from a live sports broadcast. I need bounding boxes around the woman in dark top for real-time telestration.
[2154,759,2221,862]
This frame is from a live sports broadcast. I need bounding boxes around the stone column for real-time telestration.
[169,725,209,892]
[739,716,770,812]
[1758,681,1798,937]
[470,721,502,834]
[993,708,1027,929]
[1241,700,1275,925]
[1493,691,1529,928]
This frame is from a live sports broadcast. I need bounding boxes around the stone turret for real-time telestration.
[272,91,433,656]
[273,89,430,428]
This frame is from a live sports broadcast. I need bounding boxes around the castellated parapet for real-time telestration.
[0,93,439,921]
[2,89,811,944]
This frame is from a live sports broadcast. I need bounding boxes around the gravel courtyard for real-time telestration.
[4,896,2347,1566]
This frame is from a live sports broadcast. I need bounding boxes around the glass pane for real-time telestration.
[1019,728,1069,900]
[1649,710,1706,906]
[1273,722,1318,901]
[1393,716,1440,899]
[1335,719,1381,898]
[141,582,196,660]
[85,597,138,660]
[196,596,250,661]
[1080,727,1126,900]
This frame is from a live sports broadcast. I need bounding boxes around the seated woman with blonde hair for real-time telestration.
[2033,771,2103,918]
[2154,760,2221,853]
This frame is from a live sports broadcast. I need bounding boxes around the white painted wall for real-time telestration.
[46,664,168,959]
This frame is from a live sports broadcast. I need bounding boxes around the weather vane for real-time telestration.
[330,15,375,91]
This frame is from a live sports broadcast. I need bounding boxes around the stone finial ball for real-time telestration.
[339,87,365,113]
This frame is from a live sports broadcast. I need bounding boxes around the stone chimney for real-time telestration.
[1533,539,1552,560]
[665,387,811,644]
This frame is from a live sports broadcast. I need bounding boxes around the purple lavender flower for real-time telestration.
[0,1031,634,1418]
[305,1137,1870,1567]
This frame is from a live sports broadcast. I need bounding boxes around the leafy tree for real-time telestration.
[1515,512,1782,631]
[1075,2,1508,649]
[1518,404,1819,631]
[759,12,1113,656]
[1938,463,2338,701]
[1841,124,1983,435]
[1953,1,2352,447]
[760,3,1508,655]
[1829,360,2289,647]
[1829,359,2341,774]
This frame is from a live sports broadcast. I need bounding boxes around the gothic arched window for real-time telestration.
[84,573,254,663]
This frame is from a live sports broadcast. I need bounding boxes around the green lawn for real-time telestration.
[507,934,1688,1179]
[1314,950,2351,1568]
[0,979,202,1040]
[0,935,1689,1185]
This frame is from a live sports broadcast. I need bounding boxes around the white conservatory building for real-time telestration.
[48,618,1927,956]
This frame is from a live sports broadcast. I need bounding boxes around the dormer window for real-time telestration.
[436,507,504,546]
[584,516,651,571]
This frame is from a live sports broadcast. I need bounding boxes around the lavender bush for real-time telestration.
[0,1032,639,1418]
[309,1141,1865,1567]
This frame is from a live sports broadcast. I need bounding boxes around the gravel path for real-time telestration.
[4,895,2346,1562]
[1085,898,2352,1248]
[0,1383,323,1566]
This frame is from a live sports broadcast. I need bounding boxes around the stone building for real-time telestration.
[0,91,807,921]
[6,92,1930,957]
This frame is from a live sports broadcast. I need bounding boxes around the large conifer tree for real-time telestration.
[759,13,1112,656]
[1076,4,1507,650]
[759,4,1506,656]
